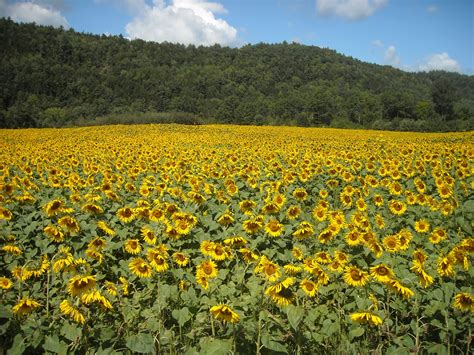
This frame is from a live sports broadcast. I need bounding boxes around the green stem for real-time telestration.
[210,312,215,337]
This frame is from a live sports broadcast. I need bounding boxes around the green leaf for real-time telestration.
[349,327,365,340]
[43,335,68,354]
[286,305,304,330]
[126,333,155,354]
[261,334,287,353]
[7,334,25,355]
[61,322,82,342]
[199,337,232,355]
[172,307,192,327]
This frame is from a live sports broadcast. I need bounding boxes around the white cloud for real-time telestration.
[120,0,238,46]
[316,0,388,20]
[384,45,400,66]
[372,39,384,48]
[427,5,438,13]
[418,52,461,72]
[1,1,69,28]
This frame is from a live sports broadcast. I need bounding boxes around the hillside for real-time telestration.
[0,18,473,131]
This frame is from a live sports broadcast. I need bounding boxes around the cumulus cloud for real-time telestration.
[384,45,400,67]
[316,0,388,20]
[118,0,238,46]
[0,1,69,28]
[418,52,461,72]
[371,39,384,48]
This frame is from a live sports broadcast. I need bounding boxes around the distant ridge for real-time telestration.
[0,18,473,131]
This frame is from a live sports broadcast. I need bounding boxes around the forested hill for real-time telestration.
[1,18,473,131]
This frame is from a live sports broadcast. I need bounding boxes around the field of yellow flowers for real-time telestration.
[0,124,473,354]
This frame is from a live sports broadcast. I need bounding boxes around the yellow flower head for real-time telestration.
[210,304,240,323]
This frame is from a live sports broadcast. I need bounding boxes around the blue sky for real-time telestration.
[1,0,473,74]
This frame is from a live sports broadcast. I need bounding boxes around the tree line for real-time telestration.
[0,18,473,131]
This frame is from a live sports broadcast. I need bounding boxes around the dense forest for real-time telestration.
[0,18,473,131]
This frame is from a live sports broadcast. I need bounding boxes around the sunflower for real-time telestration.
[437,255,455,277]
[86,248,104,264]
[350,311,382,326]
[82,203,104,214]
[243,217,263,234]
[12,298,41,316]
[200,240,215,256]
[453,293,474,313]
[255,256,281,282]
[81,290,113,310]
[292,246,304,261]
[413,249,428,265]
[43,199,70,217]
[315,252,332,264]
[293,188,308,201]
[223,236,248,247]
[265,219,285,237]
[340,193,352,208]
[97,221,116,236]
[388,200,406,216]
[197,260,218,279]
[345,231,362,246]
[373,194,384,207]
[0,277,13,289]
[383,235,401,253]
[239,248,259,263]
[343,266,369,287]
[149,208,165,222]
[196,274,210,290]
[300,278,318,297]
[210,304,240,324]
[370,264,395,283]
[292,221,314,239]
[209,243,232,261]
[124,239,142,254]
[284,264,303,275]
[217,212,234,226]
[44,225,65,243]
[119,276,129,295]
[0,207,13,220]
[67,275,96,296]
[60,300,85,324]
[129,258,153,278]
[313,207,328,222]
[414,219,430,234]
[172,252,190,267]
[410,263,434,288]
[397,229,412,250]
[386,280,414,299]
[437,184,453,199]
[265,277,295,306]
[287,205,301,220]
[88,237,106,250]
[105,281,118,296]
[116,207,136,223]
[147,249,169,272]
[239,199,256,213]
[1,244,22,255]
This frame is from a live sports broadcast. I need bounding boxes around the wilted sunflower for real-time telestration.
[67,275,96,296]
[265,277,295,307]
[124,239,141,254]
[284,264,303,275]
[210,304,240,324]
[350,311,382,326]
[82,203,104,214]
[343,266,369,287]
[81,290,113,310]
[453,292,474,313]
[300,278,318,297]
[437,255,455,277]
[217,212,234,226]
[60,300,85,324]
[12,298,41,316]
[223,236,247,247]
[88,237,106,250]
[292,221,314,239]
[410,263,434,288]
[129,258,153,278]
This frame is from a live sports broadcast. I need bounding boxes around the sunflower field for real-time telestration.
[0,124,473,354]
